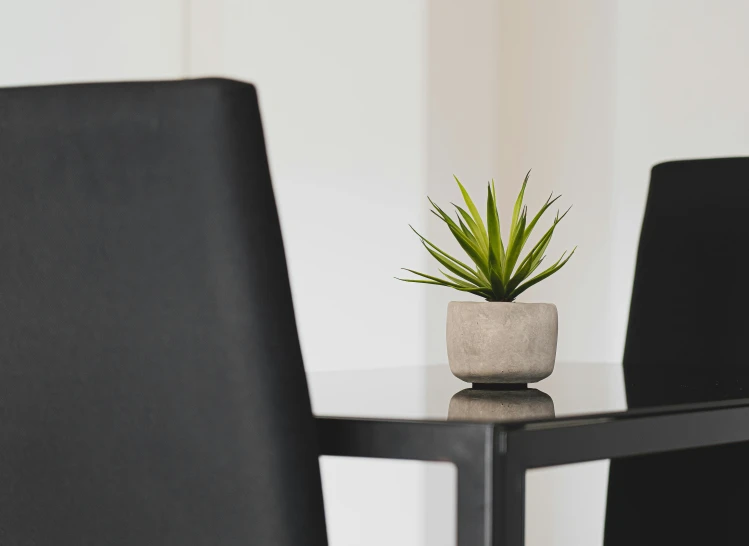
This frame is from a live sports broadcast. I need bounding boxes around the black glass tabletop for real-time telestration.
[308,362,627,422]
[308,361,749,425]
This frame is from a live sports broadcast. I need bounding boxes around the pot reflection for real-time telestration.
[447,387,555,422]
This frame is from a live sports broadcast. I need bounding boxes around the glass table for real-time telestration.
[308,362,749,546]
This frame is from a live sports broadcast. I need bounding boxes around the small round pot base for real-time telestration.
[472,383,528,390]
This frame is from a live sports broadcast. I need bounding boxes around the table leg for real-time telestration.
[492,451,526,546]
[456,459,492,546]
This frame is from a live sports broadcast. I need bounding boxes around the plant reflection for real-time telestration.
[448,387,555,422]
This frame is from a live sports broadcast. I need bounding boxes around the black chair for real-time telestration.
[605,158,749,545]
[0,79,329,545]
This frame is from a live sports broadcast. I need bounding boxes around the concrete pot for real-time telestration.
[446,301,558,384]
[447,388,555,423]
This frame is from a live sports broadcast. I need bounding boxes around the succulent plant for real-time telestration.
[398,172,575,302]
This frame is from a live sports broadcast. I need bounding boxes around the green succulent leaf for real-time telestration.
[522,193,562,247]
[503,206,528,283]
[430,198,488,263]
[489,267,506,301]
[515,215,559,274]
[453,204,488,253]
[446,224,491,280]
[410,226,476,274]
[487,182,505,275]
[440,270,481,289]
[510,170,530,239]
[399,171,576,302]
[396,277,449,286]
[421,243,482,285]
[510,247,577,299]
[455,285,495,299]
[454,175,489,248]
[398,268,463,288]
[490,180,506,264]
[456,214,477,245]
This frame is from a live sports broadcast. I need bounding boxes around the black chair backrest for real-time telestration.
[0,79,328,546]
[605,157,749,545]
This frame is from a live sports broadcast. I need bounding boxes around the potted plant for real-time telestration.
[398,172,575,385]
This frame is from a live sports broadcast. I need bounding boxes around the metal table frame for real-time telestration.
[316,397,749,546]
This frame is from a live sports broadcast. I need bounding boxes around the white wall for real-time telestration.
[0,0,184,86]
[188,0,429,375]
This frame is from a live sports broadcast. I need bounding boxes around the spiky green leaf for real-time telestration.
[455,285,495,299]
[522,193,561,247]
[422,242,482,285]
[490,180,506,265]
[410,226,478,277]
[454,175,489,248]
[510,170,530,237]
[440,270,482,289]
[515,216,558,274]
[510,247,577,299]
[447,225,491,279]
[489,267,506,301]
[403,172,575,302]
[456,214,477,244]
[398,268,463,288]
[453,204,488,253]
[487,183,505,280]
[503,207,527,283]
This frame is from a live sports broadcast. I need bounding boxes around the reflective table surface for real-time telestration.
[308,361,628,423]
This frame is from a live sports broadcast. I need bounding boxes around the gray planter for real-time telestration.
[447,388,555,422]
[446,301,558,384]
